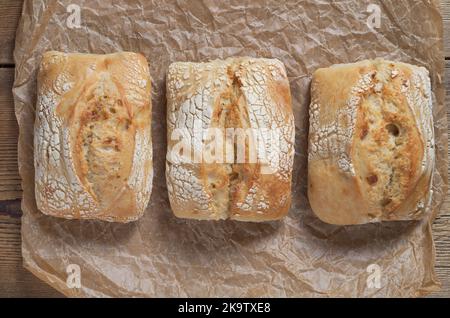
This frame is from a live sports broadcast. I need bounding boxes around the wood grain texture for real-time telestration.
[0,68,21,200]
[0,0,449,298]
[0,215,63,297]
[443,0,450,58]
[0,0,22,64]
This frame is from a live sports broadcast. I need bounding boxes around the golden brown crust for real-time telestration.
[34,51,153,222]
[166,57,295,221]
[308,59,434,225]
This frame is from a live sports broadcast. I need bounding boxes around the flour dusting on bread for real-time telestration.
[166,57,294,221]
[34,51,153,222]
[308,59,434,225]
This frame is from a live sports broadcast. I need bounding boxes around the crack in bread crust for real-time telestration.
[34,51,153,222]
[308,59,434,225]
[166,57,295,221]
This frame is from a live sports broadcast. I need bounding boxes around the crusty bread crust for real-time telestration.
[166,57,295,221]
[34,51,153,222]
[308,59,434,225]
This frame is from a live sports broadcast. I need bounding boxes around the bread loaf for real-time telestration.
[166,57,295,221]
[34,51,153,222]
[308,59,434,225]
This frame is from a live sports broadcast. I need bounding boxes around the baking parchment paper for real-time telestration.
[12,0,447,297]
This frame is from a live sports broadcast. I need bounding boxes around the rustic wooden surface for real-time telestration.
[0,0,449,298]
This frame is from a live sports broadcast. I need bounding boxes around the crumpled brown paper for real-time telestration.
[13,0,447,297]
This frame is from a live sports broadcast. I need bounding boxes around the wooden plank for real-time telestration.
[433,214,450,297]
[432,59,450,297]
[0,68,21,200]
[442,0,450,58]
[0,215,63,297]
[0,0,22,64]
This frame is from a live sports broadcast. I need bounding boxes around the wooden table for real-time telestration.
[1,0,449,298]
